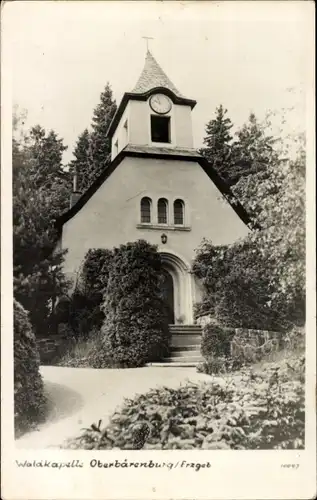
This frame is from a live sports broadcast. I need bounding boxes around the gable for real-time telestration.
[57,147,257,231]
[60,153,254,274]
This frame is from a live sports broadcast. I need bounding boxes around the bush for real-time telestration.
[64,354,304,450]
[96,240,170,368]
[192,238,304,331]
[57,249,114,339]
[14,300,46,435]
[201,323,235,358]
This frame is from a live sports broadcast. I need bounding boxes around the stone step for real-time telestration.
[170,349,201,358]
[171,335,201,347]
[165,355,203,363]
[169,324,202,330]
[147,361,200,368]
[171,345,200,352]
[169,328,202,336]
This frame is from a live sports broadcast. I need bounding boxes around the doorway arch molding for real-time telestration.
[159,251,193,324]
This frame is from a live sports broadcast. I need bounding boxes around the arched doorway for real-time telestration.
[160,251,194,325]
[161,269,175,324]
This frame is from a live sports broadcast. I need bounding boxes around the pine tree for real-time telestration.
[27,125,71,217]
[200,105,234,184]
[70,83,117,192]
[90,83,117,182]
[231,113,278,185]
[69,129,93,193]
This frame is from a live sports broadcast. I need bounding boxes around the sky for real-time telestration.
[3,1,313,163]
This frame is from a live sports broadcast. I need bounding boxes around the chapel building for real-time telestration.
[57,51,252,327]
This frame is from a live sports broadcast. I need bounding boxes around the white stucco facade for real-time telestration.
[60,51,250,325]
[61,156,249,323]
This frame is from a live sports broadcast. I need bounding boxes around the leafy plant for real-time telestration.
[64,354,304,450]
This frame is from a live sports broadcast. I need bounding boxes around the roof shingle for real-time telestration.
[132,51,184,97]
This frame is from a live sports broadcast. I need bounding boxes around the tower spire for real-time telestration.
[132,50,184,97]
[142,36,154,53]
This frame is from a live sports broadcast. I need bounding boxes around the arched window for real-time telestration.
[174,199,184,225]
[140,197,151,223]
[157,198,168,224]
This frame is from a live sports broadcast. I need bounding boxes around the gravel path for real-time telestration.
[15,365,212,449]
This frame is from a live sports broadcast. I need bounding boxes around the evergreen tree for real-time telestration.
[70,83,117,192]
[231,113,278,186]
[200,105,234,184]
[13,118,70,335]
[69,129,93,193]
[90,83,117,183]
[27,125,71,216]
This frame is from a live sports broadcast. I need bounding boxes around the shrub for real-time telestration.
[201,323,236,358]
[58,249,114,339]
[192,238,304,331]
[14,300,46,435]
[95,240,170,368]
[64,354,304,450]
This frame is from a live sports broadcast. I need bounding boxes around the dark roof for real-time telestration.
[132,51,184,97]
[55,145,260,231]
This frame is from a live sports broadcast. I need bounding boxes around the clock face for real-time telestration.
[149,94,172,115]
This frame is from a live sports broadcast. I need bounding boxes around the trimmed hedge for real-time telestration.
[14,300,46,435]
[64,354,304,450]
[94,240,170,368]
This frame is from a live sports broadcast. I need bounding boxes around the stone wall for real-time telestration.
[198,314,283,363]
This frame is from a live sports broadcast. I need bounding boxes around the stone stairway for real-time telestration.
[148,325,203,367]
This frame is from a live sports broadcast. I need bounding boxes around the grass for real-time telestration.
[57,333,100,367]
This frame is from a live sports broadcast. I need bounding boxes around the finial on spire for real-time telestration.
[142,36,154,53]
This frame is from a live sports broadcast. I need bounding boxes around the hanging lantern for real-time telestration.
[161,233,167,244]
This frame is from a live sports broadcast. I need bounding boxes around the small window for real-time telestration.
[151,116,171,143]
[140,197,151,223]
[174,199,184,225]
[157,198,168,224]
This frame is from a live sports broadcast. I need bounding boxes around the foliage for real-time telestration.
[92,240,170,368]
[14,300,46,435]
[231,112,279,187]
[193,118,305,330]
[64,354,304,450]
[193,239,287,330]
[201,323,236,358]
[200,105,235,184]
[233,143,305,318]
[69,128,93,193]
[13,119,71,335]
[60,249,114,338]
[57,329,110,368]
[70,83,117,192]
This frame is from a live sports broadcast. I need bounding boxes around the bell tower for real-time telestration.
[107,51,197,160]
